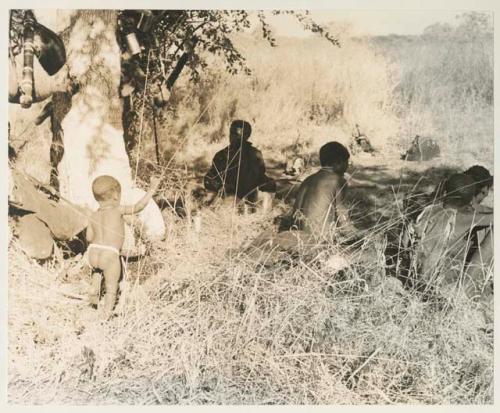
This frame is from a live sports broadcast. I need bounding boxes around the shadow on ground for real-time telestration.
[270,161,460,230]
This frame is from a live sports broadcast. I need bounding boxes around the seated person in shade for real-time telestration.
[204,120,276,209]
[290,141,355,240]
[242,141,361,264]
[413,173,493,294]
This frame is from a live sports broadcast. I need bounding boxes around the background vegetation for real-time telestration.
[8,11,494,404]
[131,11,493,174]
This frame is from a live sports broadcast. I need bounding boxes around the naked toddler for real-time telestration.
[86,175,161,318]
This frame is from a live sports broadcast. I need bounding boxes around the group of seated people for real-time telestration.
[85,119,493,318]
[202,120,494,304]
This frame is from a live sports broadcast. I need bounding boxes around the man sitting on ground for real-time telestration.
[204,120,275,210]
[290,141,355,241]
[244,141,358,261]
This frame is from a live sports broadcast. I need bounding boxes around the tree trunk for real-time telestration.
[54,11,122,203]
[9,10,165,243]
[59,10,165,240]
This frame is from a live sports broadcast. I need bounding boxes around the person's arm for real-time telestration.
[254,148,276,192]
[120,177,161,215]
[290,185,307,229]
[83,208,95,242]
[473,210,494,228]
[335,181,357,236]
[454,208,493,240]
[472,204,493,214]
[344,173,380,189]
[204,151,225,193]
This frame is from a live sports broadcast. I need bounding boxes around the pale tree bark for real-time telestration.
[10,10,165,243]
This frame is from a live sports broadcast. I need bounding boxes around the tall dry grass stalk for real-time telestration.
[8,194,493,404]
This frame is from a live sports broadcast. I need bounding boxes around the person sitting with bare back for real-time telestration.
[291,141,355,240]
[86,175,160,318]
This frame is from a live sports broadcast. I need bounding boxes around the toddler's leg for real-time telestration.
[102,257,122,318]
[88,271,102,306]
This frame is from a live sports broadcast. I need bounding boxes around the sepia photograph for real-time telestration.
[4,0,496,406]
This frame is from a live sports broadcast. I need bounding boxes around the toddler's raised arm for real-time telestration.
[120,177,161,215]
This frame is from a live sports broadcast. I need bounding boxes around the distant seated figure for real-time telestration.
[413,173,493,293]
[204,120,276,207]
[291,141,355,240]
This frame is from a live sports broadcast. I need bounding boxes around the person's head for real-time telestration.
[443,173,475,208]
[464,165,493,204]
[92,175,121,205]
[319,141,350,174]
[229,120,252,145]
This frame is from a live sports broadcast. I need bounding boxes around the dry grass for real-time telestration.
[7,14,493,405]
[371,28,493,170]
[134,31,402,171]
[8,189,493,404]
[134,19,493,174]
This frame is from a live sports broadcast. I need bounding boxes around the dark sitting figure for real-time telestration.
[204,120,276,207]
[291,141,355,240]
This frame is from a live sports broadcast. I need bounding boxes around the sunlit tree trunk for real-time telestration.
[58,10,164,239]
[10,10,165,242]
[54,11,128,202]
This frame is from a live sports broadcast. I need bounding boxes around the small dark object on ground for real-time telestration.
[402,135,441,161]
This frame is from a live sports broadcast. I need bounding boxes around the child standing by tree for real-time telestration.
[86,175,160,318]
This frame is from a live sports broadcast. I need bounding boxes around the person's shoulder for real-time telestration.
[416,203,443,223]
[424,204,457,228]
[100,206,122,217]
[244,142,262,155]
[318,169,343,184]
[298,169,336,191]
[247,142,259,152]
[213,146,229,160]
[89,210,99,220]
[92,207,108,216]
[215,145,229,155]
[455,205,474,215]
[300,171,320,184]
